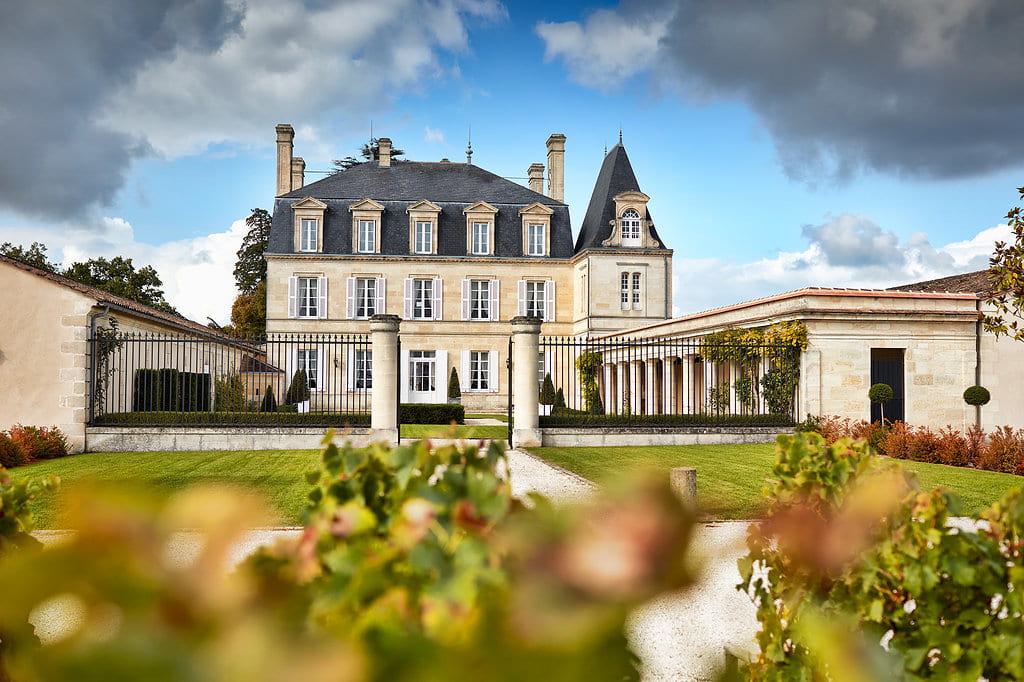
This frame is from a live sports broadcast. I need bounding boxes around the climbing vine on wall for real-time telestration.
[576,350,605,415]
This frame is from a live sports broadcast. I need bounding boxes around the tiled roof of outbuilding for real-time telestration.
[887,270,991,294]
[575,144,666,251]
[269,160,575,259]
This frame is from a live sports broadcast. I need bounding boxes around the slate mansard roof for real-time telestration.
[267,161,574,259]
[887,270,992,295]
[575,143,666,252]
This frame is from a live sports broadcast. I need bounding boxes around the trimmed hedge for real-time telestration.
[399,403,465,425]
[94,411,371,426]
[539,409,793,427]
[6,425,69,460]
[132,369,211,412]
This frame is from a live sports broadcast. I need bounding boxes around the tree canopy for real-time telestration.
[224,281,266,338]
[64,256,178,316]
[234,208,271,294]
[0,241,58,272]
[983,185,1024,340]
[332,137,405,172]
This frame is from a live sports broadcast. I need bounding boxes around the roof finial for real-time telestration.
[370,120,374,143]
[618,126,623,145]
[466,125,473,164]
[603,140,607,155]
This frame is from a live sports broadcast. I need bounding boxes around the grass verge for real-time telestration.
[526,443,1023,520]
[400,424,507,439]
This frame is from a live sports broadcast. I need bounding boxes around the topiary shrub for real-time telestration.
[539,373,556,406]
[284,369,310,406]
[260,385,278,413]
[868,382,893,422]
[963,385,991,406]
[447,368,461,403]
[553,387,566,409]
[0,432,28,468]
[214,373,246,412]
[7,425,68,460]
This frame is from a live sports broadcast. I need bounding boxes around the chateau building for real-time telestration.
[265,125,673,411]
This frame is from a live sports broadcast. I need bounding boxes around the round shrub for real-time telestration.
[963,385,991,406]
[868,383,893,404]
[8,425,68,460]
[0,432,29,468]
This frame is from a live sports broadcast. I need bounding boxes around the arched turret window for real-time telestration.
[620,208,642,245]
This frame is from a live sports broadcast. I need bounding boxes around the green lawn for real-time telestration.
[527,443,1024,520]
[401,424,507,439]
[465,413,509,422]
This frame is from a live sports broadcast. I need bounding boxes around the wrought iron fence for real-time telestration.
[537,335,800,427]
[88,332,372,427]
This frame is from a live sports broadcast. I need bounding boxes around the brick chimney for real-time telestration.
[291,157,305,191]
[545,134,566,202]
[378,137,392,167]
[527,163,545,194]
[275,124,295,196]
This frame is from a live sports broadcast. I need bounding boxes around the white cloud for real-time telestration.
[101,0,504,159]
[424,126,446,143]
[0,217,246,326]
[536,8,669,90]
[671,218,1011,316]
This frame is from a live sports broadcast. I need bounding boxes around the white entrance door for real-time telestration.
[408,350,436,403]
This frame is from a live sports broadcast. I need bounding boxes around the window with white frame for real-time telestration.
[525,280,546,319]
[527,223,546,256]
[354,349,372,389]
[469,280,490,320]
[298,277,320,318]
[632,272,642,310]
[356,277,376,318]
[297,349,319,390]
[412,279,433,319]
[472,222,490,254]
[357,220,376,253]
[620,273,631,310]
[621,209,642,245]
[410,350,436,392]
[300,218,318,252]
[469,351,490,391]
[414,221,433,254]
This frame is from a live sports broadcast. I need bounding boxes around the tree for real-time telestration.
[447,368,461,402]
[869,382,894,423]
[63,256,178,315]
[285,369,310,406]
[332,138,405,172]
[227,281,266,338]
[539,373,556,406]
[0,241,58,272]
[234,208,271,294]
[983,185,1024,340]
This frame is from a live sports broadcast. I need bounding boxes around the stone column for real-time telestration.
[663,357,677,415]
[511,316,543,447]
[616,362,627,414]
[603,364,615,416]
[370,314,400,444]
[646,360,658,415]
[629,361,642,415]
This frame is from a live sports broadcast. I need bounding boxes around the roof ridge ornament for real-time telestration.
[466,125,473,164]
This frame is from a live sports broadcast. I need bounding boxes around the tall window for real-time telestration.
[413,279,433,319]
[620,273,630,310]
[297,349,318,390]
[410,350,436,392]
[470,351,490,390]
[356,277,376,318]
[632,272,642,310]
[354,349,372,389]
[415,221,432,254]
[298,277,319,318]
[525,281,546,319]
[472,222,490,254]
[527,223,545,256]
[621,209,641,244]
[470,280,490,320]
[300,218,317,252]
[357,220,376,253]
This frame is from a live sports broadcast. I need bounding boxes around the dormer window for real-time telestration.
[472,222,490,254]
[464,201,498,256]
[300,218,318,252]
[527,224,546,256]
[621,209,642,246]
[349,198,384,254]
[519,202,553,257]
[290,197,327,253]
[357,220,376,252]
[414,221,433,253]
[406,199,441,255]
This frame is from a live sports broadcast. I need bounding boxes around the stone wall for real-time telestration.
[86,426,372,452]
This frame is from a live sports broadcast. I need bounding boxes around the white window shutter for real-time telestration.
[345,348,355,391]
[461,279,470,321]
[461,350,470,392]
[287,276,298,318]
[543,350,553,380]
[489,279,500,321]
[403,278,413,319]
[375,277,386,316]
[346,277,356,319]
[488,350,499,392]
[545,280,555,321]
[432,278,443,320]
[435,350,448,403]
[317,277,328,319]
[399,349,410,403]
[286,349,297,385]
[517,280,526,317]
[315,348,326,390]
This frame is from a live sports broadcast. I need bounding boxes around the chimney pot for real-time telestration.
[545,134,566,202]
[378,137,392,167]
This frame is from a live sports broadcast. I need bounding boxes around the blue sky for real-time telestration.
[1,0,1022,323]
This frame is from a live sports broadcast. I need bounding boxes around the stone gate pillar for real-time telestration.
[511,316,542,448]
[370,314,400,443]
